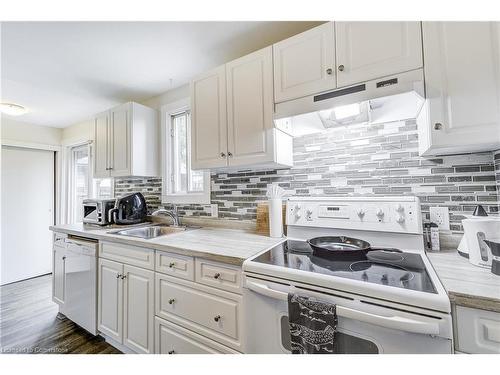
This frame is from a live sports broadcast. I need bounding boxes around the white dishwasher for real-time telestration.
[63,237,98,335]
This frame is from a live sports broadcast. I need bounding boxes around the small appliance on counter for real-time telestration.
[82,198,116,225]
[108,192,148,225]
[457,205,489,258]
[484,239,500,276]
[462,205,500,268]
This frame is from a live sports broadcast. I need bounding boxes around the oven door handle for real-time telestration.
[245,280,440,335]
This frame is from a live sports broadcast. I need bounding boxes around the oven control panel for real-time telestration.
[286,197,422,234]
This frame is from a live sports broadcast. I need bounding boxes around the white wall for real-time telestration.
[139,84,190,110]
[1,116,62,147]
[61,119,93,145]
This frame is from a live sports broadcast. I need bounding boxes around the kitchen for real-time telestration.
[1,3,499,372]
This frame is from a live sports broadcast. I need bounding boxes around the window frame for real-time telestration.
[161,98,211,205]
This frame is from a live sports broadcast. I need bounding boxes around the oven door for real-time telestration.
[83,203,99,224]
[243,276,452,354]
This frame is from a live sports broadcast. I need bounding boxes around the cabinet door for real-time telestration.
[98,258,123,342]
[273,22,336,102]
[419,22,500,155]
[190,65,228,169]
[123,264,154,354]
[110,103,131,177]
[226,46,274,167]
[52,246,66,306]
[335,22,423,87]
[94,112,110,178]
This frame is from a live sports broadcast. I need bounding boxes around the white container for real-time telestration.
[462,217,500,268]
[268,198,283,238]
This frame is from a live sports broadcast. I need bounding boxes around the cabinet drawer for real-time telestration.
[99,241,154,270]
[154,317,237,354]
[156,275,241,344]
[195,259,242,294]
[456,306,500,354]
[156,251,194,281]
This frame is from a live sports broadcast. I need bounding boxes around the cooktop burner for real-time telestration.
[252,240,436,293]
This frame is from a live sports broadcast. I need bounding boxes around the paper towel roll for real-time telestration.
[269,198,283,238]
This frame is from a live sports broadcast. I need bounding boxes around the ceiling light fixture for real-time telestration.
[0,103,28,116]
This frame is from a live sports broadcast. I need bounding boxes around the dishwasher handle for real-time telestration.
[245,279,440,336]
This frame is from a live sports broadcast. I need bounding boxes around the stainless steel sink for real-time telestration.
[110,224,189,239]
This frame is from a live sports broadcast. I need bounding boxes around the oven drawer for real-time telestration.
[455,306,500,354]
[154,317,238,354]
[195,259,242,294]
[155,274,242,349]
[99,241,154,270]
[156,251,194,281]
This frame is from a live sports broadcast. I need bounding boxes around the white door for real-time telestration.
[110,103,131,177]
[1,146,54,285]
[226,46,274,167]
[94,112,110,178]
[52,245,66,305]
[123,264,154,354]
[98,258,123,342]
[419,22,500,155]
[273,22,336,102]
[335,22,423,87]
[190,65,228,169]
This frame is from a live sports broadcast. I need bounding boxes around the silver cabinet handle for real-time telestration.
[116,274,121,279]
[227,152,233,158]
[169,262,175,268]
[121,275,127,279]
[62,256,66,260]
[220,152,226,158]
[168,298,175,305]
[214,315,221,322]
[434,123,443,130]
[326,68,333,75]
[338,64,345,72]
[213,273,221,280]
[168,350,175,354]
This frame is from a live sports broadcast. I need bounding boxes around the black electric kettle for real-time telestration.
[108,192,147,225]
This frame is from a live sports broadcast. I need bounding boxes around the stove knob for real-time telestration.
[357,209,365,218]
[306,209,313,220]
[396,204,405,213]
[376,209,385,219]
[396,216,405,225]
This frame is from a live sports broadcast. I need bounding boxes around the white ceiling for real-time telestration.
[1,21,321,128]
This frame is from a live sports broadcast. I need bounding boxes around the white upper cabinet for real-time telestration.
[335,22,423,87]
[418,22,500,155]
[226,46,275,167]
[273,22,336,103]
[93,102,158,178]
[191,65,228,169]
[190,47,293,170]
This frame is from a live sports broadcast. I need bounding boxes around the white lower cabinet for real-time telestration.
[52,244,66,306]
[98,258,154,354]
[155,317,238,354]
[455,306,500,354]
[155,272,243,352]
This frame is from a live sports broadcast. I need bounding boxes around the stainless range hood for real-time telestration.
[274,69,425,137]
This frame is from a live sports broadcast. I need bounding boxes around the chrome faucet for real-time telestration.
[151,206,181,227]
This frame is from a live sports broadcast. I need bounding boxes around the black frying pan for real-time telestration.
[307,236,396,258]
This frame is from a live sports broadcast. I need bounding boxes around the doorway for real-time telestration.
[1,146,55,285]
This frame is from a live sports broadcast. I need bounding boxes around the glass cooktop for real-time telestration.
[252,240,437,294]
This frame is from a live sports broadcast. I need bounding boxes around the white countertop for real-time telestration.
[50,223,284,266]
[427,250,500,312]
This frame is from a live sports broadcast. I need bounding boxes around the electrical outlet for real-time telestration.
[429,206,450,231]
[210,204,219,218]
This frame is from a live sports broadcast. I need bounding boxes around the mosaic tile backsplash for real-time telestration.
[115,119,499,233]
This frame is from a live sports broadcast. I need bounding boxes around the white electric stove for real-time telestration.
[242,196,453,354]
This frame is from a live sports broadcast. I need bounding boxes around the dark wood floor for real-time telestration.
[0,274,121,354]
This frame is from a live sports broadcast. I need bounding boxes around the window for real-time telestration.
[68,143,113,223]
[162,99,210,204]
